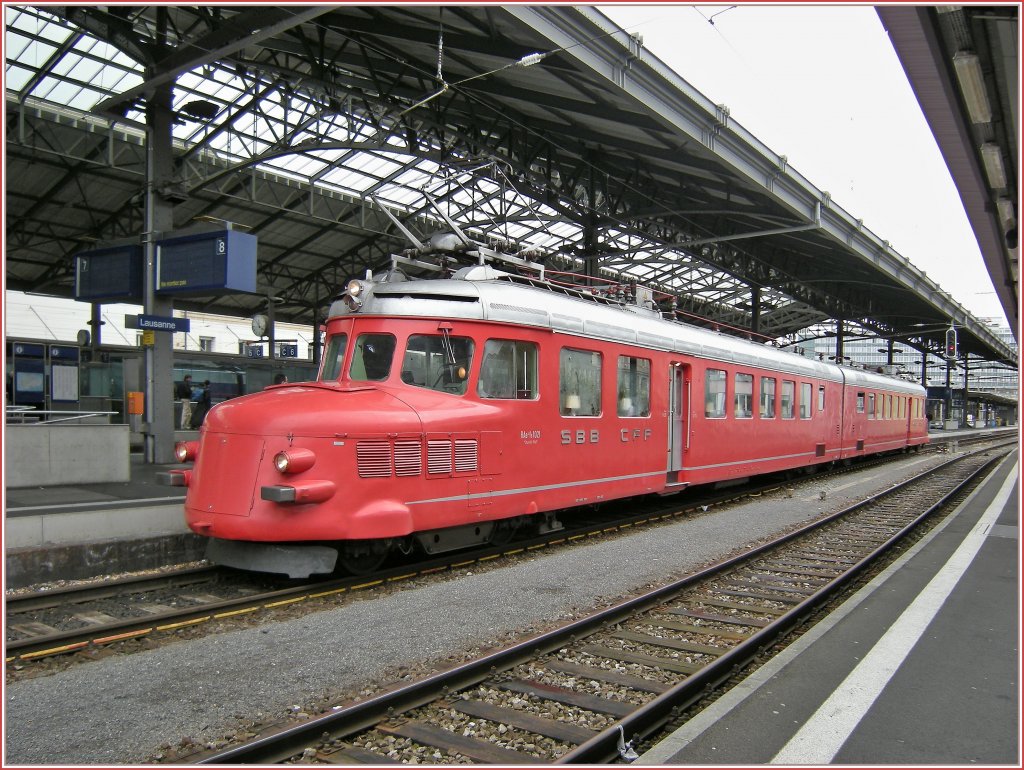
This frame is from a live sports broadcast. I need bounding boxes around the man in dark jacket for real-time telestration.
[190,380,212,428]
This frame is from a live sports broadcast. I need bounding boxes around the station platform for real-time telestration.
[639,449,1019,765]
[4,441,199,588]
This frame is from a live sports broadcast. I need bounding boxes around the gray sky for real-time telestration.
[600,4,1008,326]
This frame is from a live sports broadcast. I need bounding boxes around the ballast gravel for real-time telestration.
[4,452,950,765]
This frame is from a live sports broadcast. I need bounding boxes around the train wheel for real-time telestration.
[336,538,392,575]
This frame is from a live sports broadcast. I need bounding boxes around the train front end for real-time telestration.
[164,379,423,578]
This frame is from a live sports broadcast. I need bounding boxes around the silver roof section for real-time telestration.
[330,268,924,394]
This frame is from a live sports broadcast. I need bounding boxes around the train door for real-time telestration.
[667,362,689,483]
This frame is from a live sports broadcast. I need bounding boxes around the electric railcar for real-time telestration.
[163,251,928,577]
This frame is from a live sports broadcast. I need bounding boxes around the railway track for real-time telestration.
[187,442,1012,765]
[5,433,1012,666]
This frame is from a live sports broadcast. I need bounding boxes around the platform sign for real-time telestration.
[125,314,191,333]
[156,230,257,295]
[279,343,298,358]
[74,245,143,302]
[247,345,265,358]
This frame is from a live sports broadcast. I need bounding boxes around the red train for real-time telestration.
[162,244,928,577]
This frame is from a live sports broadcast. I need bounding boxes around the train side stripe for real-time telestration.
[405,470,665,506]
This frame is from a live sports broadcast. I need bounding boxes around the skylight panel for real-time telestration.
[344,152,402,177]
[4,64,33,92]
[51,53,100,81]
[3,29,36,62]
[6,34,57,72]
[9,7,71,46]
[319,168,379,195]
[267,154,328,177]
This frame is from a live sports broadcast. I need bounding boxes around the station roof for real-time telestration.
[878,5,1018,341]
[4,5,1017,368]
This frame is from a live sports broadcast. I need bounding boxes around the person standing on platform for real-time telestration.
[190,380,212,428]
[176,374,193,430]
[273,373,288,385]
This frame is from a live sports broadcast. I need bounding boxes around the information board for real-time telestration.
[156,230,257,295]
[74,245,143,302]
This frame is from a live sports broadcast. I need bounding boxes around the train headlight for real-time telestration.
[346,279,364,297]
[175,441,199,463]
[274,447,316,474]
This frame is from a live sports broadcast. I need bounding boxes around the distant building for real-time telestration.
[4,291,316,360]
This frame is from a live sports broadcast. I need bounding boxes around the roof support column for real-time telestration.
[884,338,897,366]
[312,295,322,367]
[142,77,178,464]
[834,320,845,363]
[961,355,970,428]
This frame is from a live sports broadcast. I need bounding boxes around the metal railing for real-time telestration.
[5,406,117,425]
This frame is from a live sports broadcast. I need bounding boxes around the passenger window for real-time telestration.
[734,373,753,418]
[617,356,651,417]
[818,385,825,412]
[319,333,348,381]
[781,380,795,419]
[402,334,474,394]
[856,392,866,413]
[760,377,776,418]
[350,333,396,381]
[868,393,876,418]
[560,347,602,416]
[478,339,538,400]
[800,383,812,418]
[705,369,727,418]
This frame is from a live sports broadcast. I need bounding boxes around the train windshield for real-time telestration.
[401,334,474,394]
[319,334,348,381]
[350,333,397,381]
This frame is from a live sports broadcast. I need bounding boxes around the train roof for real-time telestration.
[329,265,924,395]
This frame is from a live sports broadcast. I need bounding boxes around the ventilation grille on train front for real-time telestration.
[357,439,477,478]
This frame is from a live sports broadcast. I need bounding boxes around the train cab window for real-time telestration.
[616,356,651,417]
[800,383,812,418]
[818,385,826,412]
[401,334,474,394]
[734,373,753,418]
[760,377,776,418]
[559,347,602,416]
[350,333,396,381]
[856,392,866,413]
[705,369,727,418]
[319,334,348,381]
[478,339,538,400]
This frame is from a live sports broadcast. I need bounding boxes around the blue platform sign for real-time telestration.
[126,314,191,333]
[156,230,257,295]
[279,344,298,358]
[49,345,81,361]
[247,346,265,358]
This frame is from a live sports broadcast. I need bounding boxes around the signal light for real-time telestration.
[944,327,958,360]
